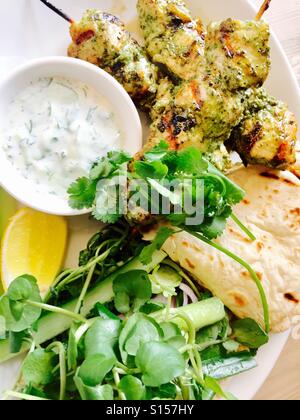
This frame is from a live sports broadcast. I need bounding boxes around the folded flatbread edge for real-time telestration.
[146,159,300,333]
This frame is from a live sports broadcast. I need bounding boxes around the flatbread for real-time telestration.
[159,164,300,332]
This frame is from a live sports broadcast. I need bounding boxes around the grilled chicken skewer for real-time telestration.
[41,0,297,171]
[137,0,296,169]
[137,0,206,81]
[40,2,158,105]
[68,10,158,105]
[137,0,270,90]
[65,4,242,169]
[136,0,271,168]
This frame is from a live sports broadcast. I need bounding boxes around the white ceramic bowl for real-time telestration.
[0,57,143,216]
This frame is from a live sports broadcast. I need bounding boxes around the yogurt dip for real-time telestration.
[1,76,124,199]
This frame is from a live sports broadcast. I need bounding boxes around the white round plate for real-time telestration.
[0,0,298,400]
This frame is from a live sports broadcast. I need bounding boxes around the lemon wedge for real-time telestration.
[1,208,68,296]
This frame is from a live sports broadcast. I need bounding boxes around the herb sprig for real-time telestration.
[68,142,247,240]
[67,142,269,332]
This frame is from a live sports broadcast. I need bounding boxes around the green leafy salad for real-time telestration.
[0,144,270,401]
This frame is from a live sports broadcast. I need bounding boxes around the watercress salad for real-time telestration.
[0,223,268,401]
[68,142,269,332]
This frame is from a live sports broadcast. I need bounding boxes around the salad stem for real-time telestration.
[47,341,66,401]
[231,213,256,241]
[113,368,126,401]
[179,344,194,354]
[74,253,104,315]
[189,350,204,384]
[184,228,270,333]
[115,362,141,375]
[193,348,204,381]
[25,300,87,324]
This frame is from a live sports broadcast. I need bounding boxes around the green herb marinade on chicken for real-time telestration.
[142,77,244,170]
[205,19,270,91]
[68,10,158,104]
[67,2,297,171]
[137,0,206,81]
[228,88,297,168]
[136,0,296,170]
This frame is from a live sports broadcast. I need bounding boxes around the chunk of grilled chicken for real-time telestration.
[205,19,270,91]
[67,9,295,171]
[136,77,245,171]
[138,1,270,91]
[228,89,297,169]
[137,0,206,81]
[68,10,158,103]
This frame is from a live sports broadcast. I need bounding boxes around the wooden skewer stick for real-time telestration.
[40,0,74,24]
[256,0,272,20]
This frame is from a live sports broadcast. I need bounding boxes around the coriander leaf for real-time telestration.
[89,151,131,181]
[166,213,187,227]
[107,151,131,166]
[92,178,125,224]
[147,179,182,205]
[207,162,245,205]
[113,270,152,314]
[139,227,175,265]
[85,319,120,359]
[68,177,97,209]
[90,159,114,180]
[119,376,146,400]
[135,342,185,387]
[22,348,56,387]
[74,375,114,401]
[232,318,269,349]
[175,147,208,175]
[78,354,116,387]
[191,215,229,240]
[134,161,168,180]
[144,141,169,162]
